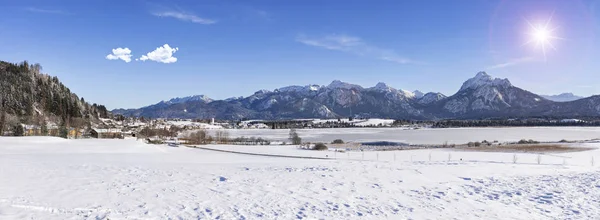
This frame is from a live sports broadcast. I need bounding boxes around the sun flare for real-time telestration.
[525,15,561,60]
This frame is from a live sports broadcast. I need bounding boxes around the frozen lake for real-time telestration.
[222,127,600,145]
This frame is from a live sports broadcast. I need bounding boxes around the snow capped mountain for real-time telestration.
[162,95,213,105]
[370,82,394,92]
[112,72,600,120]
[418,92,446,105]
[276,85,322,94]
[413,90,425,99]
[541,93,585,102]
[327,80,363,90]
[439,72,551,116]
[459,71,512,92]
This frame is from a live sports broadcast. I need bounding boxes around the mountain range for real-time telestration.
[541,93,584,102]
[112,72,600,120]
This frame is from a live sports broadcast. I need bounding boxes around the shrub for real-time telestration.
[518,139,539,144]
[467,142,481,147]
[12,124,24,136]
[59,126,68,139]
[313,143,328,151]
[559,139,568,143]
[331,139,344,144]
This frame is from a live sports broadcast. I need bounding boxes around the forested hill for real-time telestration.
[0,60,109,131]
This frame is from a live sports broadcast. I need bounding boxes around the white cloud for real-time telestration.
[105,47,133,63]
[25,7,66,14]
[153,11,216,24]
[137,44,179,64]
[486,57,535,70]
[296,34,419,64]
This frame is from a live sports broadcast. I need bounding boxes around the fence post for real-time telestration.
[429,152,432,162]
[394,153,396,161]
[448,153,451,162]
[592,156,595,166]
[377,153,379,161]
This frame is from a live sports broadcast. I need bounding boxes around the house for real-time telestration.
[22,124,41,136]
[90,128,123,139]
[68,128,84,139]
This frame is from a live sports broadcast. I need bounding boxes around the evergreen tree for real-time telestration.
[0,110,5,135]
[12,124,24,136]
[59,125,68,139]
[40,119,48,136]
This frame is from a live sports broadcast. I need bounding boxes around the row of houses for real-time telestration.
[20,124,125,139]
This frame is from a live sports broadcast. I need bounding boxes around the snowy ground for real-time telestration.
[1,136,600,219]
[223,127,600,145]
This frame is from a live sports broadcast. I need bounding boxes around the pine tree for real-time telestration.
[59,125,68,139]
[12,124,24,136]
[41,119,48,136]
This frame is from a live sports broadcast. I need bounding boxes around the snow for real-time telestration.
[277,85,321,93]
[162,95,213,105]
[459,71,512,92]
[327,80,363,90]
[224,127,600,145]
[311,118,394,127]
[418,92,446,105]
[167,120,223,129]
[542,93,585,102]
[2,136,600,219]
[413,90,425,99]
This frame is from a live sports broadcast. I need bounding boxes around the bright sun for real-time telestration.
[525,15,561,60]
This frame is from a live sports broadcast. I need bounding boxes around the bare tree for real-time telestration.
[215,130,230,144]
[187,129,208,145]
[289,128,302,145]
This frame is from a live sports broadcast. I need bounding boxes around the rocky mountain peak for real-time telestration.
[328,80,363,90]
[459,71,512,92]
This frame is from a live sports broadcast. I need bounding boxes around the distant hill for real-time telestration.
[113,71,600,120]
[541,93,585,102]
[0,60,109,133]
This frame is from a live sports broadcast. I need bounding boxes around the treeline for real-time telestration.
[0,60,110,135]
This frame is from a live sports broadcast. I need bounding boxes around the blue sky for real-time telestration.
[1,0,600,109]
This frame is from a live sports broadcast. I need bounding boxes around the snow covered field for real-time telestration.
[1,136,600,219]
[223,127,600,145]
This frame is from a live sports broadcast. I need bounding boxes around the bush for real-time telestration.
[467,141,481,147]
[12,124,24,136]
[59,126,68,139]
[559,139,569,143]
[331,139,344,144]
[518,139,539,144]
[147,139,164,144]
[313,143,328,151]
